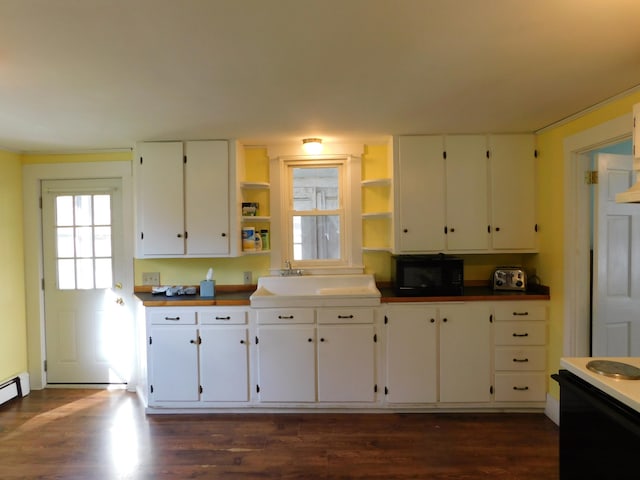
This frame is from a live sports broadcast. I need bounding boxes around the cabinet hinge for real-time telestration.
[487,225,491,233]
[256,384,260,393]
[486,150,490,159]
[150,385,154,394]
[534,223,539,232]
[534,149,539,158]
[255,336,259,344]
[489,314,493,323]
[443,151,447,159]
[198,336,202,345]
[374,384,378,393]
[384,386,389,395]
[373,333,377,343]
[141,232,144,240]
[444,226,448,234]
[199,385,203,394]
[183,155,187,164]
[41,278,45,290]
[139,156,143,165]
[149,336,152,345]
[490,385,494,395]
[185,231,189,239]
[384,315,388,325]
[43,360,47,372]
[584,170,598,185]
[39,197,43,209]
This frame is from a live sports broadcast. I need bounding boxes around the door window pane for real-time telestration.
[54,193,114,290]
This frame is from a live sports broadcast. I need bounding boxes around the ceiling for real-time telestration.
[2,0,640,153]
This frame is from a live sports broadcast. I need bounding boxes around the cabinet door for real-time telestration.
[199,326,249,402]
[256,324,316,402]
[317,324,375,402]
[439,304,492,403]
[148,326,199,402]
[395,136,446,252]
[444,135,490,251]
[634,103,640,159]
[136,142,185,255]
[488,135,537,250]
[184,141,230,256]
[385,306,437,403]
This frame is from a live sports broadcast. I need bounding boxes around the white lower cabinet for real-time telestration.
[256,323,317,402]
[145,306,250,407]
[439,304,492,403]
[385,303,492,404]
[493,302,548,403]
[141,299,548,411]
[255,307,377,404]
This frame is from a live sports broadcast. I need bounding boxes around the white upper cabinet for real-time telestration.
[444,135,490,251]
[488,134,537,250]
[136,141,185,256]
[394,135,446,252]
[135,140,231,257]
[394,133,537,254]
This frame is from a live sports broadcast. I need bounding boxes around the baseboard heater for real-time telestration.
[0,373,30,406]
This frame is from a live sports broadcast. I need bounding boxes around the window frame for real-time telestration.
[270,154,363,275]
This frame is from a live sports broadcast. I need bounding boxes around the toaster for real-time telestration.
[491,267,527,291]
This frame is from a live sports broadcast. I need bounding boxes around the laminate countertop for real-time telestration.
[560,357,640,413]
[135,284,549,307]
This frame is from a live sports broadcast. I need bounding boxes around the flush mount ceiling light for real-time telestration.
[302,138,323,154]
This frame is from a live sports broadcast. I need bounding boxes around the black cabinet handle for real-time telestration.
[240,339,246,344]
[215,316,231,320]
[320,338,325,342]
[513,386,529,391]
[430,318,435,323]
[308,338,313,342]
[337,315,354,319]
[513,311,529,316]
[513,333,529,337]
[164,316,180,321]
[513,358,529,363]
[278,315,294,319]
[442,318,448,323]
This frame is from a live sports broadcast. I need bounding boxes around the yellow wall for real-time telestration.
[0,150,27,382]
[537,90,640,398]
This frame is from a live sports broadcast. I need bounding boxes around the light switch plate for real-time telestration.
[142,272,160,286]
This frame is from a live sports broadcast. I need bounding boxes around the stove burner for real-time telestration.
[586,360,640,380]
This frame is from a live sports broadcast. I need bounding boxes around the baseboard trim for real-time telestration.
[545,393,559,425]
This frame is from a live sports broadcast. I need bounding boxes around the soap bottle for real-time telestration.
[255,231,262,251]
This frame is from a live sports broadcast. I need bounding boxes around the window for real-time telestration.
[291,165,342,261]
[274,154,363,273]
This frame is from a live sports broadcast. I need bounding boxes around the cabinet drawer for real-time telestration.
[494,303,546,322]
[256,308,315,324]
[317,307,374,324]
[494,373,546,402]
[494,347,546,371]
[148,309,196,325]
[494,321,546,345]
[198,309,247,325]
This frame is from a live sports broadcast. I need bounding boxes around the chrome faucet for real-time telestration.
[281,260,303,276]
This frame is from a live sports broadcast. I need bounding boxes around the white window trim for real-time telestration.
[269,154,363,275]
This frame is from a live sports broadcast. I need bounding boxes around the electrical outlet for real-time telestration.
[243,271,252,285]
[142,272,160,286]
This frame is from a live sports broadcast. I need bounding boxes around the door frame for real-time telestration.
[563,114,632,357]
[23,160,134,390]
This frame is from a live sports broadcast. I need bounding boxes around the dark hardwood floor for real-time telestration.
[0,389,558,479]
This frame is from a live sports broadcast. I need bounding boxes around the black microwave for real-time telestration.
[391,254,464,296]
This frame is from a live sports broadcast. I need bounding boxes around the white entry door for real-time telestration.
[42,178,131,384]
[593,153,640,356]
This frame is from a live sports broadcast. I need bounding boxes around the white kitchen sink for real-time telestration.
[249,274,381,308]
